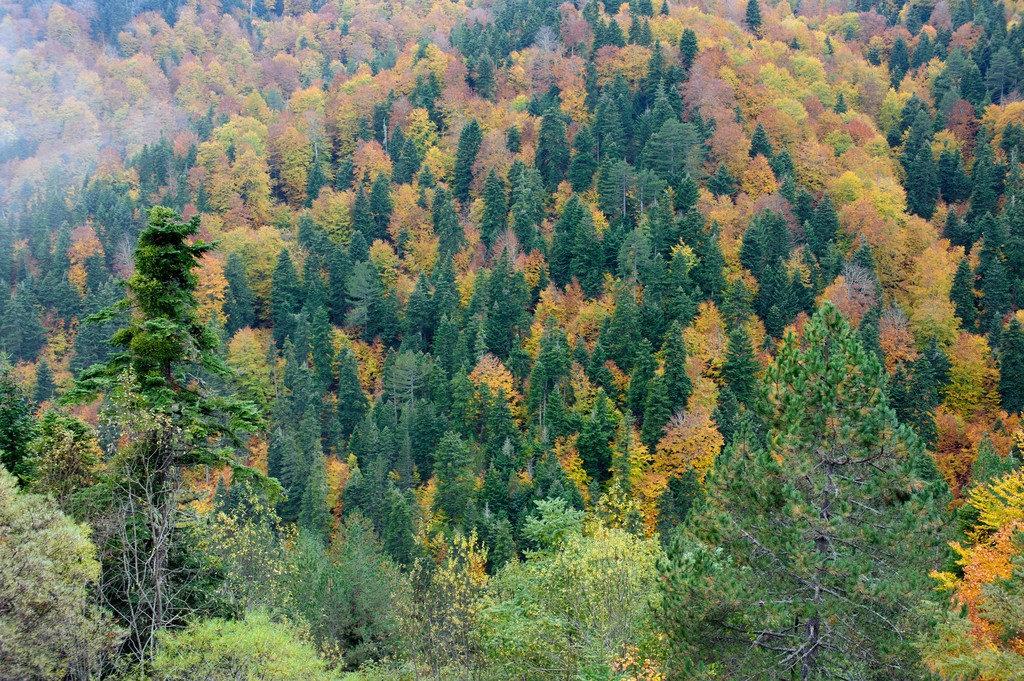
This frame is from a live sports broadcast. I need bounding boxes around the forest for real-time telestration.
[1,0,1024,677]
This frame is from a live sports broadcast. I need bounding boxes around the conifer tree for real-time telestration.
[536,109,570,192]
[298,449,332,544]
[336,349,368,440]
[679,28,698,72]
[453,119,483,204]
[906,145,939,219]
[999,318,1024,413]
[722,324,758,406]
[271,249,302,348]
[661,321,692,412]
[34,357,55,404]
[480,169,508,249]
[368,173,393,241]
[744,0,762,33]
[569,126,598,192]
[433,186,464,257]
[433,430,476,526]
[223,253,256,334]
[660,304,948,679]
[0,359,36,482]
[326,244,353,326]
[748,123,773,158]
[951,258,977,331]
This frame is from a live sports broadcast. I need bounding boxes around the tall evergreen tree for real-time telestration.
[270,249,302,348]
[951,258,977,331]
[744,0,762,33]
[660,304,948,679]
[722,324,758,406]
[999,318,1024,414]
[536,109,570,192]
[223,253,256,334]
[453,119,483,204]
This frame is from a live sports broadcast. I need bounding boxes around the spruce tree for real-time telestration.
[951,258,977,331]
[433,430,476,526]
[748,123,773,158]
[906,145,939,219]
[298,449,332,544]
[679,29,698,72]
[661,321,692,412]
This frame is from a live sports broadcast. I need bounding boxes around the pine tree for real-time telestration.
[453,119,483,204]
[660,304,948,679]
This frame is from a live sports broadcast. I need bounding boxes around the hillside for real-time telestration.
[2,0,1024,678]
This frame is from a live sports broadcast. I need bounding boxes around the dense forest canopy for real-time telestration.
[2,0,1024,678]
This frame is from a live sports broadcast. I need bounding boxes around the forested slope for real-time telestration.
[2,0,1024,677]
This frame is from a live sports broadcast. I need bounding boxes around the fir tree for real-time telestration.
[453,119,483,204]
[271,249,302,348]
[480,169,508,249]
[34,357,55,404]
[536,109,570,192]
[368,173,393,241]
[679,29,698,72]
[569,126,598,192]
[0,359,36,482]
[223,253,256,334]
[433,187,464,257]
[744,0,762,33]
[999,319,1024,413]
[748,123,773,158]
[722,324,758,406]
